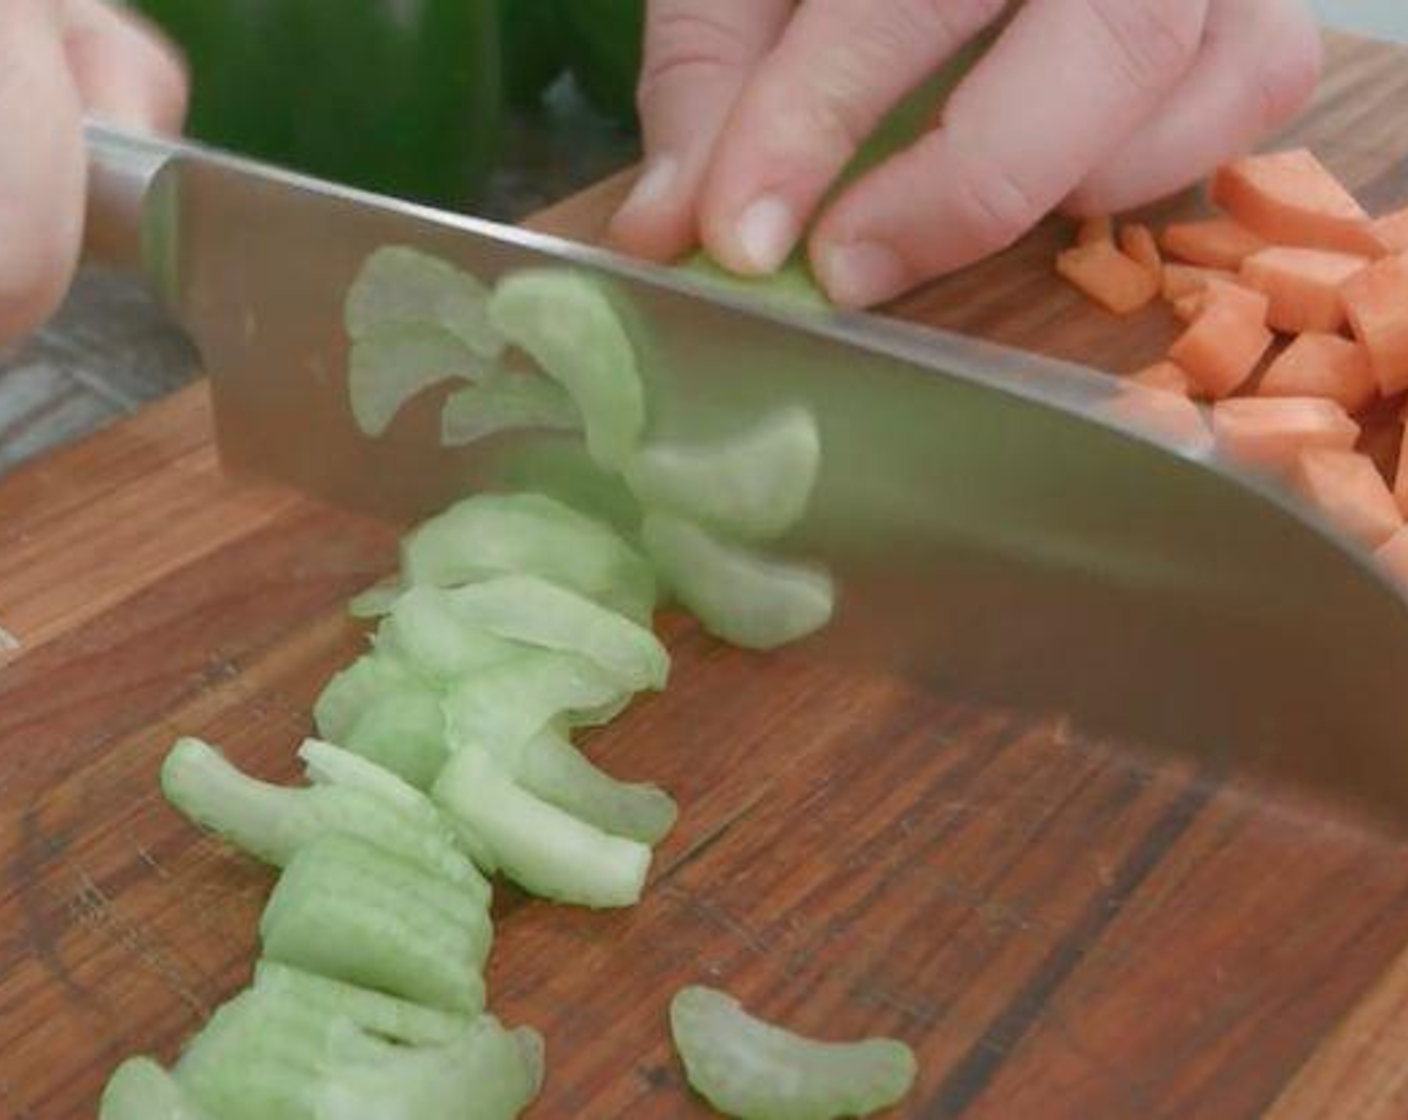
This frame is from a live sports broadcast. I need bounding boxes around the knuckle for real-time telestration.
[637,4,757,109]
[1085,0,1203,95]
[909,0,1008,46]
[946,146,1046,254]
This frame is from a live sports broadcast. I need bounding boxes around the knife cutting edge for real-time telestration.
[81,122,1408,826]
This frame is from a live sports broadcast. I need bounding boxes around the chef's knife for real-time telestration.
[84,123,1408,824]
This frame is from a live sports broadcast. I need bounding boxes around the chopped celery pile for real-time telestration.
[670,986,917,1120]
[107,255,855,1116]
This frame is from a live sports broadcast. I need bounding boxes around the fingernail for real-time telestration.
[617,156,679,218]
[815,240,909,307]
[733,194,798,274]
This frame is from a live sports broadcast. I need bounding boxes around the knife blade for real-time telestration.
[84,123,1408,826]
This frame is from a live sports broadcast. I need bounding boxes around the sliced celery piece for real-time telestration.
[442,648,627,765]
[313,651,427,745]
[252,961,470,1047]
[642,512,835,650]
[347,577,403,619]
[101,1057,212,1120]
[670,985,917,1120]
[316,1017,542,1120]
[433,747,650,908]
[516,727,677,844]
[379,587,522,681]
[261,833,490,1014]
[680,252,829,312]
[178,987,540,1120]
[440,371,581,446]
[348,325,483,438]
[161,738,486,897]
[434,574,668,691]
[345,245,502,358]
[625,407,821,541]
[494,439,645,538]
[402,491,656,624]
[342,692,451,791]
[487,269,644,471]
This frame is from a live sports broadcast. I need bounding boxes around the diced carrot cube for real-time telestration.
[1239,246,1367,334]
[1104,384,1212,454]
[1077,216,1113,245]
[1120,224,1162,280]
[1258,333,1377,413]
[1293,448,1403,547]
[1372,207,1408,253]
[1130,360,1198,397]
[1162,264,1239,301]
[1341,254,1408,395]
[1212,397,1360,473]
[1056,240,1160,314]
[1160,218,1266,269]
[1395,424,1408,517]
[1375,525,1408,592]
[1211,148,1387,257]
[1169,282,1273,398]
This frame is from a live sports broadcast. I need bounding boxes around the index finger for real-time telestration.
[811,0,1209,307]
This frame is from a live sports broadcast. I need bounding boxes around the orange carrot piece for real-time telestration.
[1239,246,1367,334]
[1130,360,1197,396]
[1212,397,1360,473]
[1162,264,1238,301]
[1372,206,1408,253]
[1104,385,1212,453]
[1076,216,1113,245]
[1341,254,1408,395]
[1258,332,1377,413]
[1293,448,1403,547]
[1211,148,1387,257]
[1056,240,1159,314]
[1395,424,1408,517]
[1168,282,1273,398]
[1375,525,1408,591]
[1160,218,1266,269]
[1120,224,1162,280]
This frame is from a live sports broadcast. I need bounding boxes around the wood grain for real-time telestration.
[3,30,1408,1120]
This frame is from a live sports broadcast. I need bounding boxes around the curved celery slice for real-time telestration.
[670,986,917,1120]
[261,833,490,1014]
[488,269,644,471]
[345,245,502,359]
[347,577,403,619]
[625,406,821,541]
[434,574,668,691]
[379,587,522,681]
[494,440,645,538]
[342,692,450,792]
[680,252,828,312]
[402,491,656,624]
[252,961,470,1047]
[313,652,427,745]
[433,748,650,908]
[642,513,835,649]
[442,648,627,765]
[440,371,581,446]
[101,1057,212,1120]
[161,738,485,897]
[516,727,677,844]
[178,987,539,1120]
[348,325,483,438]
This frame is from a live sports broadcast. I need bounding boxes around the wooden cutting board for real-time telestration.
[4,31,1408,1120]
